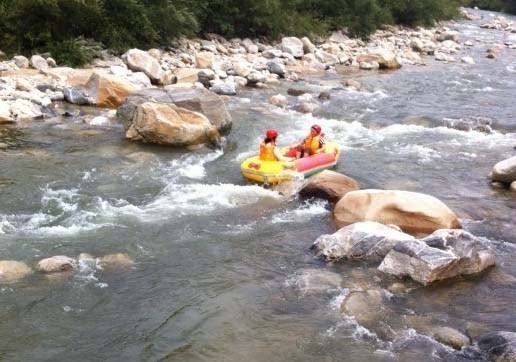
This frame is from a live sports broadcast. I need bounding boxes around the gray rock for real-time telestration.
[295,102,318,114]
[313,221,415,262]
[379,229,495,285]
[511,181,516,192]
[117,87,232,133]
[246,71,267,84]
[281,37,304,58]
[437,30,460,42]
[13,55,29,69]
[210,81,237,96]
[301,37,316,54]
[491,156,516,184]
[30,55,49,71]
[287,269,343,295]
[197,69,216,87]
[478,331,516,362]
[267,60,286,77]
[442,117,493,133]
[63,86,95,106]
[262,49,283,59]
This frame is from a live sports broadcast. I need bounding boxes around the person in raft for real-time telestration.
[297,124,326,158]
[259,129,295,162]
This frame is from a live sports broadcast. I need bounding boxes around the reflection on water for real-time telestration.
[1,8,516,362]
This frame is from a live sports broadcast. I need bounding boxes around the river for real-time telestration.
[1,9,516,362]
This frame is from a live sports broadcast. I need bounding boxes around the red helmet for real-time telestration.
[311,124,322,134]
[266,129,278,139]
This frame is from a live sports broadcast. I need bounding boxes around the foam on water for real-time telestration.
[98,183,283,222]
[271,200,329,224]
[159,149,224,181]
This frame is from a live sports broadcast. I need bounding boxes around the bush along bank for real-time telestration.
[0,0,462,66]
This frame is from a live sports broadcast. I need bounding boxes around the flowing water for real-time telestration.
[1,9,516,362]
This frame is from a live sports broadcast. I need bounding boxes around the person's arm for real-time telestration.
[274,147,294,162]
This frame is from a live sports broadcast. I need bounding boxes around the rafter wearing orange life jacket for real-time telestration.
[259,129,294,162]
[302,124,325,156]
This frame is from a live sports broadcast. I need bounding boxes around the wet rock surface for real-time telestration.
[379,230,495,285]
[478,331,516,362]
[299,170,360,202]
[313,221,414,262]
[333,189,462,235]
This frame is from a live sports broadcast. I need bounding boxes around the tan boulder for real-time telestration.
[85,72,137,108]
[36,256,75,273]
[300,170,360,202]
[124,48,163,84]
[195,51,214,69]
[174,68,200,85]
[0,261,32,283]
[125,101,220,146]
[0,101,14,123]
[334,189,461,235]
[358,49,401,69]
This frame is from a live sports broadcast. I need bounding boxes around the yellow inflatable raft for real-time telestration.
[241,142,341,185]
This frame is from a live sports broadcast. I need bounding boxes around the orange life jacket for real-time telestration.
[259,142,276,161]
[303,135,321,155]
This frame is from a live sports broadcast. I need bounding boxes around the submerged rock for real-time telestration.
[98,253,135,269]
[491,156,516,185]
[0,260,32,283]
[269,94,287,108]
[478,331,516,362]
[36,256,76,273]
[313,221,415,262]
[334,189,461,235]
[287,268,343,295]
[443,117,493,133]
[299,170,360,202]
[432,326,470,350]
[379,230,495,285]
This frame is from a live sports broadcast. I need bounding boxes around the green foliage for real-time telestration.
[0,0,467,66]
[48,37,103,66]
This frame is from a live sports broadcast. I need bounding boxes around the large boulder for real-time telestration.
[86,73,137,108]
[334,189,461,235]
[491,156,516,185]
[13,55,30,69]
[281,37,304,58]
[358,49,401,69]
[125,101,219,146]
[30,55,49,71]
[36,256,76,273]
[0,260,32,283]
[174,68,200,85]
[123,49,163,84]
[195,51,214,69]
[118,87,232,133]
[0,101,14,123]
[312,221,415,262]
[478,331,516,362]
[378,230,495,285]
[299,170,360,202]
